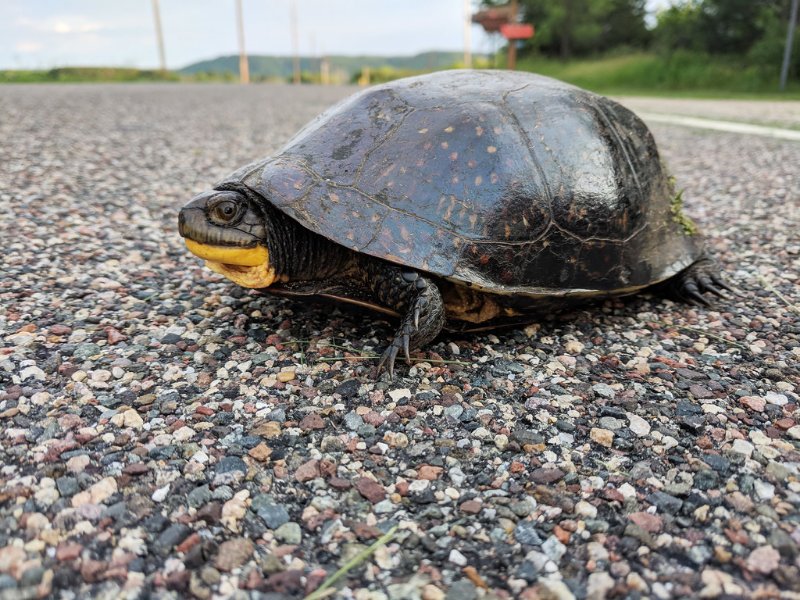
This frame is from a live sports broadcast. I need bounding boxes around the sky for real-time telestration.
[1,0,671,71]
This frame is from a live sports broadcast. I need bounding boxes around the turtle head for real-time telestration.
[178,189,279,288]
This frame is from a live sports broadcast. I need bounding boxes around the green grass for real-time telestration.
[0,67,179,83]
[515,52,800,98]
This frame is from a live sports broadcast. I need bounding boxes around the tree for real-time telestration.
[652,1,706,52]
[701,0,781,54]
[654,0,792,57]
[479,0,650,59]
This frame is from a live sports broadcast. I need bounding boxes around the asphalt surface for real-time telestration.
[1,83,799,599]
[615,96,800,130]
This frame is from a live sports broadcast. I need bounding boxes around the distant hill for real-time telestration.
[180,51,478,82]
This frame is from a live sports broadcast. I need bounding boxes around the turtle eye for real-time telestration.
[209,199,240,225]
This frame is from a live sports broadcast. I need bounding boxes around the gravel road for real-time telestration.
[1,83,799,599]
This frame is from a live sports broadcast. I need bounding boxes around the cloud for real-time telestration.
[15,41,43,53]
[15,16,104,35]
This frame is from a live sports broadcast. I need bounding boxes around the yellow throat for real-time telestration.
[184,239,278,288]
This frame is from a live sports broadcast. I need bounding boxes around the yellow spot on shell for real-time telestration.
[474,175,482,186]
[329,192,340,203]
[418,128,428,134]
[487,146,497,154]
[441,141,449,149]
[475,126,484,136]
[444,126,454,133]
[450,152,458,161]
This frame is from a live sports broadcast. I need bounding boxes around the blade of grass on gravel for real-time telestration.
[305,525,398,600]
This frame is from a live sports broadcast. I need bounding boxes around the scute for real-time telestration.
[220,70,704,295]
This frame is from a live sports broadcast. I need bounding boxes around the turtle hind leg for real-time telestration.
[670,256,736,306]
[362,262,445,378]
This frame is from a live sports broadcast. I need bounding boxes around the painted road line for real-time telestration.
[637,112,800,142]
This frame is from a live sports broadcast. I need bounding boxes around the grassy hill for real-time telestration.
[180,51,473,82]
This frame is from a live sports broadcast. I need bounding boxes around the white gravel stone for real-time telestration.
[537,578,576,600]
[65,455,90,474]
[541,536,566,562]
[764,392,788,406]
[592,383,616,399]
[731,439,754,457]
[564,340,584,354]
[172,426,196,442]
[387,388,411,401]
[448,549,468,566]
[575,500,597,519]
[587,571,614,600]
[449,467,466,486]
[409,479,430,493]
[618,483,637,499]
[20,365,46,381]
[754,479,775,500]
[494,434,509,451]
[152,485,170,503]
[626,413,651,436]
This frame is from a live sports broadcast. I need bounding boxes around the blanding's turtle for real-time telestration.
[178,70,731,376]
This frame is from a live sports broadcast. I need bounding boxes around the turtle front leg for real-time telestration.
[364,263,445,377]
[671,256,736,306]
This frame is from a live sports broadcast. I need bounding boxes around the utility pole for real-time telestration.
[235,0,250,84]
[507,0,518,70]
[151,0,166,72]
[463,0,472,68]
[291,0,301,84]
[780,0,799,91]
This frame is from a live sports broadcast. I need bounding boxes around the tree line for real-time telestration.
[486,0,798,77]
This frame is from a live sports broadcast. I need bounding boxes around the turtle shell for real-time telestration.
[220,70,704,295]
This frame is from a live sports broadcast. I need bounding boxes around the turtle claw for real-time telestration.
[379,320,416,378]
[697,275,729,299]
[684,281,711,307]
[710,273,739,296]
[675,258,735,306]
[370,267,445,379]
[377,343,401,379]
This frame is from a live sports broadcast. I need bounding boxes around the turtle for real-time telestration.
[178,70,732,376]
